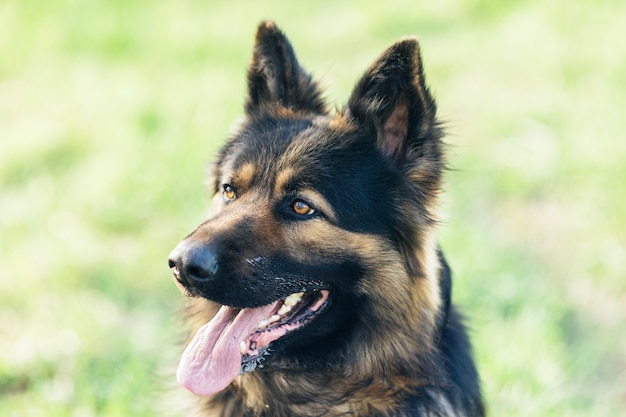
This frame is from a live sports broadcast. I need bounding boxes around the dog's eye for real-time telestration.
[223,184,236,201]
[292,199,315,216]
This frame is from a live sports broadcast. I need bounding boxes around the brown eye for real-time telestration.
[223,185,236,201]
[293,199,314,216]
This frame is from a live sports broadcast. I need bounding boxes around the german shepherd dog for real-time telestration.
[168,21,484,416]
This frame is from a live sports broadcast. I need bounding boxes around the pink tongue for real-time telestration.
[177,302,279,396]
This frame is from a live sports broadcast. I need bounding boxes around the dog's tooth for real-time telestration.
[240,341,247,355]
[268,314,281,324]
[258,319,269,329]
[284,292,304,306]
[277,304,292,316]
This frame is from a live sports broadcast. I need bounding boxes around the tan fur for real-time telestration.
[273,167,295,195]
[234,162,257,191]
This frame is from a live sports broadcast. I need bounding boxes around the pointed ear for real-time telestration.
[245,21,327,115]
[345,38,439,163]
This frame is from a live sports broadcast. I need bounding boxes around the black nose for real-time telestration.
[168,240,219,286]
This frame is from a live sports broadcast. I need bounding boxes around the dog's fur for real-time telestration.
[168,21,484,416]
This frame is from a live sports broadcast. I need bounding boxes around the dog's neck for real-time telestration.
[201,370,411,416]
[195,334,448,417]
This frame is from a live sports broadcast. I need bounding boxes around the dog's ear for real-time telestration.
[345,38,440,164]
[245,21,327,115]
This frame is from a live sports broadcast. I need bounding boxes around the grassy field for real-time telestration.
[1,0,625,415]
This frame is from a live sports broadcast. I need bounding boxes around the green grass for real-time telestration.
[1,0,625,415]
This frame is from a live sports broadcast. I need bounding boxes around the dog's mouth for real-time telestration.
[177,289,330,397]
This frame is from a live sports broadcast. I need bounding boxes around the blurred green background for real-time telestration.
[1,0,624,415]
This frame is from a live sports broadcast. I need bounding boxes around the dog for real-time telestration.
[168,20,484,416]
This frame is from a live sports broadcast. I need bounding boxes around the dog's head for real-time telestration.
[168,21,446,397]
